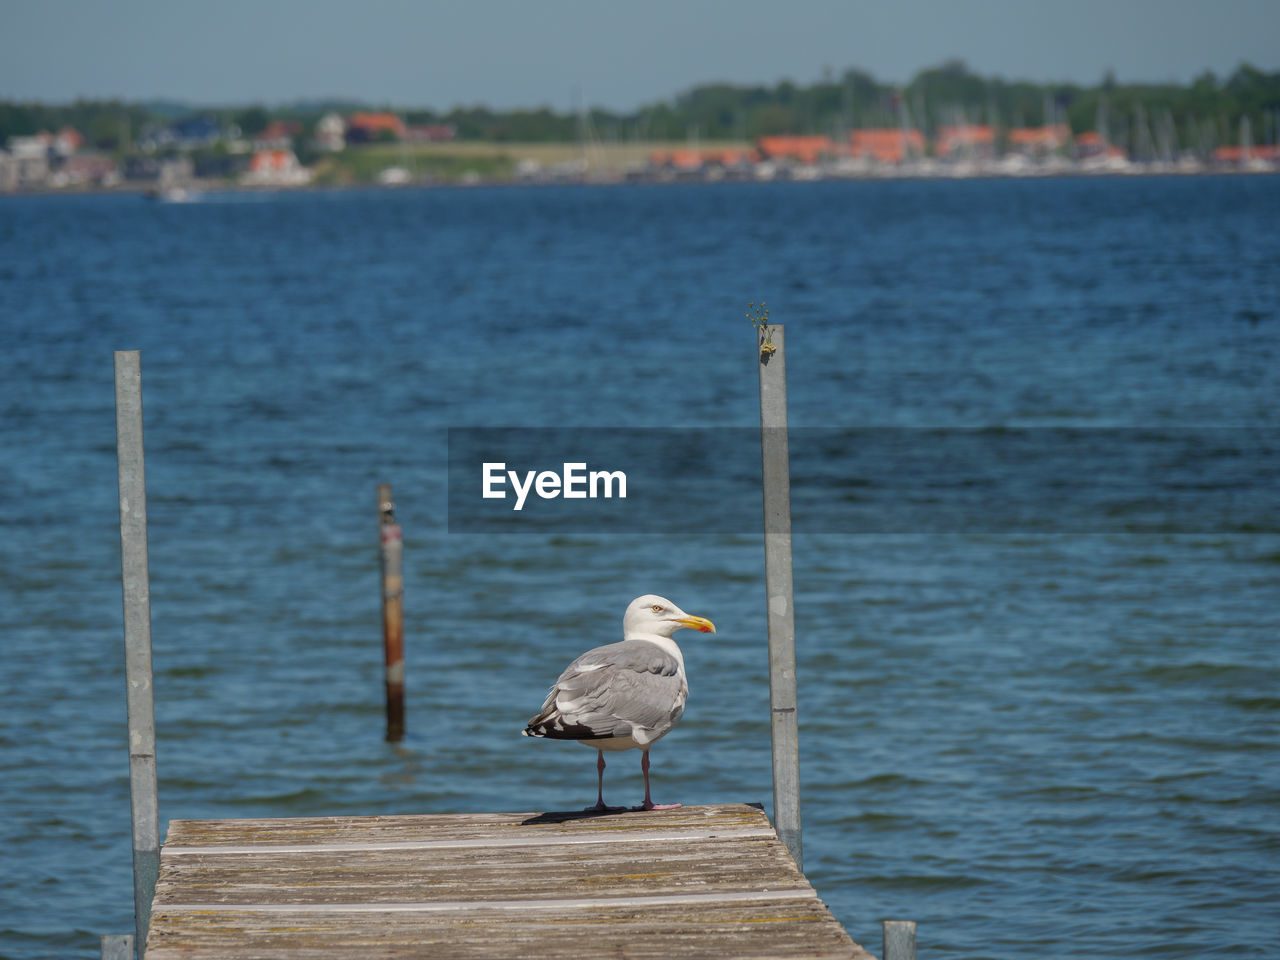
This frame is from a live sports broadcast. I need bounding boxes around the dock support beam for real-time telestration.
[378,483,405,742]
[756,324,802,870]
[100,935,134,960]
[883,920,918,960]
[114,351,159,959]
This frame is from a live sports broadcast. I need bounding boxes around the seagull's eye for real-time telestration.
[651,604,663,613]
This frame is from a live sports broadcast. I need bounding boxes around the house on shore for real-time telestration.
[241,149,312,186]
[314,113,347,152]
[935,124,996,161]
[848,128,925,165]
[346,112,406,143]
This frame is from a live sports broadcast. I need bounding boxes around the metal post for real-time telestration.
[114,351,159,959]
[101,935,134,960]
[883,920,918,960]
[378,483,405,742]
[756,324,801,869]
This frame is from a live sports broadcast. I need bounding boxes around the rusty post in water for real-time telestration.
[378,483,405,741]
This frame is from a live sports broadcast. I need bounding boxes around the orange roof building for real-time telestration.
[756,136,834,164]
[935,125,995,157]
[248,149,298,173]
[649,148,757,170]
[848,129,924,164]
[700,148,754,167]
[55,126,83,155]
[649,149,705,170]
[346,112,406,142]
[242,149,312,186]
[1074,132,1126,158]
[259,120,302,140]
[1212,145,1280,162]
[1007,124,1070,153]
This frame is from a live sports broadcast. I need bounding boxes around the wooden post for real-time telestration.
[113,350,159,959]
[756,324,801,870]
[100,935,134,960]
[378,483,405,742]
[883,920,917,960]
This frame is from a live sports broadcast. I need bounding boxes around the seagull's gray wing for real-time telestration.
[524,639,686,741]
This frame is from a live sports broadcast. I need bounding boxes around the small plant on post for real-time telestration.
[748,301,777,361]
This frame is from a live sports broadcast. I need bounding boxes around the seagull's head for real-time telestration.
[623,594,716,639]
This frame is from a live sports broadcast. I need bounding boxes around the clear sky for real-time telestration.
[4,0,1277,111]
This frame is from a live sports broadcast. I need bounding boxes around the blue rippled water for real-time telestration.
[1,176,1277,958]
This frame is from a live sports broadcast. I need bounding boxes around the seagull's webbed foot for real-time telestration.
[633,800,683,812]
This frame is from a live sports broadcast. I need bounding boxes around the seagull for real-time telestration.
[523,594,716,812]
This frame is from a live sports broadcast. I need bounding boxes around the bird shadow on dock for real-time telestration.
[522,808,643,825]
[522,802,763,825]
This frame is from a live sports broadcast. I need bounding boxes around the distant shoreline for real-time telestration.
[7,131,1278,196]
[3,163,1276,200]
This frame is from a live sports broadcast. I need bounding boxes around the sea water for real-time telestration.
[1,176,1277,958]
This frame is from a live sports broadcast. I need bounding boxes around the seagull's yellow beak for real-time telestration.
[677,615,716,634]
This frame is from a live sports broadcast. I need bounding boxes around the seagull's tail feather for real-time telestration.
[522,708,580,739]
[523,703,609,741]
[523,691,561,738]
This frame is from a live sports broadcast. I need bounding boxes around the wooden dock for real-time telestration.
[144,802,872,959]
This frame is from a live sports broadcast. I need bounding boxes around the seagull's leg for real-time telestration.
[585,750,625,812]
[636,749,681,811]
[595,750,607,807]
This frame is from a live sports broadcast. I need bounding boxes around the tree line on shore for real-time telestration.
[3,60,1277,155]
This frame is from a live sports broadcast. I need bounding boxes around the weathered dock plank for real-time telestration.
[146,802,872,960]
[147,899,860,960]
[162,802,774,847]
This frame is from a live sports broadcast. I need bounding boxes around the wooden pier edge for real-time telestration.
[145,802,873,960]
